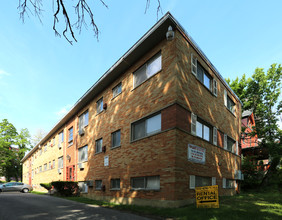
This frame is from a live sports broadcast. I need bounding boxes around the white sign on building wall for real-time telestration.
[104,156,109,166]
[188,144,206,164]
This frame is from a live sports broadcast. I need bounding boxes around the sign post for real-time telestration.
[195,185,219,208]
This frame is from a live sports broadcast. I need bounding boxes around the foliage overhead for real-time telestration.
[18,0,162,44]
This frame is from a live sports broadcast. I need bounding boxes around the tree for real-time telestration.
[31,128,46,147]
[227,64,282,187]
[18,0,162,44]
[0,119,31,181]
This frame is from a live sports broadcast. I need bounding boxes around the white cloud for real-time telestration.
[0,69,10,78]
[56,104,72,118]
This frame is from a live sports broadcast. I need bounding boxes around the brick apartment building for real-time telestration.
[22,12,243,207]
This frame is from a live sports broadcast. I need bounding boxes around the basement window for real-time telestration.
[110,179,120,190]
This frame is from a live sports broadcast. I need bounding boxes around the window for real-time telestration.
[58,156,63,169]
[227,136,235,152]
[197,63,211,90]
[96,98,103,114]
[68,127,73,143]
[79,110,89,131]
[111,130,121,148]
[40,149,42,155]
[133,52,162,88]
[223,178,235,189]
[44,144,47,152]
[78,182,88,193]
[52,160,55,169]
[224,89,236,114]
[95,138,103,153]
[44,163,47,171]
[110,179,120,190]
[132,113,161,141]
[95,180,102,190]
[48,161,51,170]
[192,115,211,142]
[131,176,160,190]
[58,131,64,148]
[78,145,88,162]
[195,176,212,187]
[39,166,42,172]
[112,83,122,98]
[190,175,216,189]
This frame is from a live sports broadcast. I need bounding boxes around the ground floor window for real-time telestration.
[110,179,120,190]
[95,180,102,190]
[131,176,160,190]
[223,178,236,189]
[78,182,88,193]
[190,175,216,189]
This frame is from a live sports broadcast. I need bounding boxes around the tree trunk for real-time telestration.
[260,156,280,188]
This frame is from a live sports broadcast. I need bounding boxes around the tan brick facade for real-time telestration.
[22,13,242,207]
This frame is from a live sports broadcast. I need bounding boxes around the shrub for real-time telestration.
[40,183,52,190]
[51,181,79,196]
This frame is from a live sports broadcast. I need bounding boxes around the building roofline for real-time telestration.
[22,12,242,162]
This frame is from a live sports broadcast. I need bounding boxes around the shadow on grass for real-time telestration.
[36,190,282,220]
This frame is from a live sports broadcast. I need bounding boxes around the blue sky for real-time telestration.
[0,0,282,138]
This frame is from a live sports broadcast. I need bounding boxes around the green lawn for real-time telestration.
[48,190,282,220]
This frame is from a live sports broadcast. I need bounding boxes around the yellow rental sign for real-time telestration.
[195,185,219,208]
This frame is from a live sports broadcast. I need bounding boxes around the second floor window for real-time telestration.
[111,130,121,148]
[133,52,162,88]
[132,113,161,141]
[95,138,103,153]
[196,120,211,142]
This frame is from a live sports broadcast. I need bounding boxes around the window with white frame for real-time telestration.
[111,130,121,148]
[223,178,235,189]
[133,52,162,88]
[132,113,161,141]
[131,176,160,190]
[78,145,88,162]
[52,159,55,169]
[112,83,122,98]
[78,182,88,193]
[110,179,120,190]
[191,113,212,142]
[39,166,42,172]
[95,138,103,153]
[58,156,63,169]
[96,98,103,114]
[227,136,235,152]
[197,63,211,90]
[44,144,47,152]
[191,54,217,96]
[190,175,216,189]
[224,89,236,114]
[95,180,102,190]
[78,110,89,131]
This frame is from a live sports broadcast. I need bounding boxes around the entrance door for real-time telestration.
[66,165,75,181]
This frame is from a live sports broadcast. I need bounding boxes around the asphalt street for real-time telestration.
[0,192,152,220]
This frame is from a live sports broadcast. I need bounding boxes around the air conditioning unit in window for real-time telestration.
[78,128,85,136]
[57,169,62,174]
[78,163,84,169]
